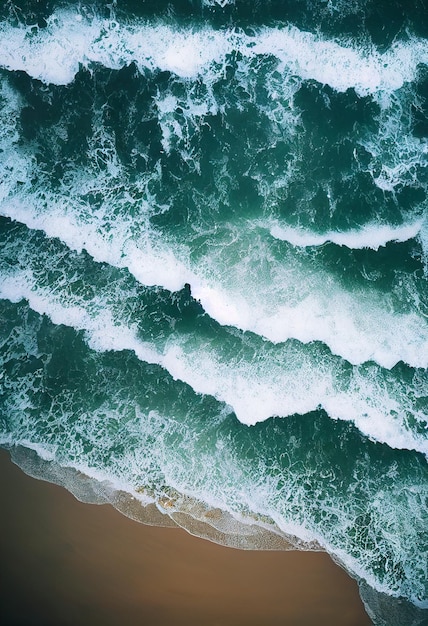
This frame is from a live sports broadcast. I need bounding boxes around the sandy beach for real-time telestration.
[0,448,371,626]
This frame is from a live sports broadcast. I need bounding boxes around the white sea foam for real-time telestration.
[1,293,426,604]
[3,196,428,371]
[163,343,428,457]
[252,29,428,97]
[266,219,424,250]
[1,20,427,374]
[154,89,218,161]
[0,10,427,96]
[0,274,163,366]
[3,399,426,606]
[189,233,428,371]
[0,80,31,205]
[0,52,427,445]
[202,0,234,6]
[360,86,428,193]
[1,196,191,293]
[4,419,427,606]
[1,269,427,457]
[420,219,428,271]
[1,10,427,611]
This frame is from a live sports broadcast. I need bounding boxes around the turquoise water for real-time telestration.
[0,1,428,623]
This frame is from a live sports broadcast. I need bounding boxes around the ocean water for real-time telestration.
[0,1,428,623]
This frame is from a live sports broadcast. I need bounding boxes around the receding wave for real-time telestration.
[1,298,427,609]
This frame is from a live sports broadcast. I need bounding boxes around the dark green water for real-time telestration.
[0,1,428,624]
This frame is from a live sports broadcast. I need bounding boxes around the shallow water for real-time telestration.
[0,1,427,623]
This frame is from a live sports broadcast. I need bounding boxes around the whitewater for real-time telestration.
[0,3,427,625]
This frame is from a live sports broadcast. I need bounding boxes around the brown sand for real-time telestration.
[0,449,372,626]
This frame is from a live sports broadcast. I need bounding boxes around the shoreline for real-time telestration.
[0,448,372,625]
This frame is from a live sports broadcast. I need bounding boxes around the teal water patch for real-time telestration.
[0,2,427,624]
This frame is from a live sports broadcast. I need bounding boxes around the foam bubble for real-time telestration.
[0,274,163,365]
[191,231,428,370]
[154,88,218,161]
[0,80,31,204]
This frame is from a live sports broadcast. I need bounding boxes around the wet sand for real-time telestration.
[0,449,372,626]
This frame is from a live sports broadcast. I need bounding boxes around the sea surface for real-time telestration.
[0,1,428,624]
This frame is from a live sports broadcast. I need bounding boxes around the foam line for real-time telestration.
[0,33,427,372]
[1,271,427,457]
[1,364,427,608]
[0,10,427,95]
[266,219,424,250]
[3,200,428,372]
[1,198,191,293]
